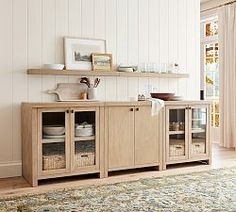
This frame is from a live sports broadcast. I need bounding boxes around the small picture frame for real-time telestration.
[64,37,106,70]
[92,53,113,71]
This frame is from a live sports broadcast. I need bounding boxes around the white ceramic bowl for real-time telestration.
[43,125,65,136]
[43,64,65,70]
[75,123,94,137]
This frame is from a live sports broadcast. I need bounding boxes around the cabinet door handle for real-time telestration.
[188,106,192,110]
[130,108,134,111]
[66,110,70,113]
[135,108,139,111]
[71,110,74,113]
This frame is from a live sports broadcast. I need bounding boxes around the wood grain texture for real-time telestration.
[135,106,159,165]
[108,106,135,170]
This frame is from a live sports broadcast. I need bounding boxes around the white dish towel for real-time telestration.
[149,98,165,116]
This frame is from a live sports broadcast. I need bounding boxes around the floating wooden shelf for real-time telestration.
[191,129,206,133]
[169,131,185,135]
[42,138,65,143]
[74,136,95,141]
[27,69,190,78]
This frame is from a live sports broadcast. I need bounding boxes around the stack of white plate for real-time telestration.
[75,122,94,137]
[118,66,137,72]
[171,96,184,101]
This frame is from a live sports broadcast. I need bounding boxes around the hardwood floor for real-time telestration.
[0,144,235,197]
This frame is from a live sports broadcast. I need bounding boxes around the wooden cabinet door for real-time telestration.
[135,106,158,165]
[108,106,135,170]
[189,105,210,159]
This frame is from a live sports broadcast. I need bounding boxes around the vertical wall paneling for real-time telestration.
[12,0,28,160]
[117,77,128,101]
[68,0,82,37]
[55,0,69,84]
[28,0,42,102]
[127,0,139,65]
[0,0,13,161]
[186,0,196,99]
[41,0,56,102]
[94,0,106,40]
[168,0,179,94]
[149,0,160,63]
[0,0,201,177]
[117,0,128,65]
[105,77,117,101]
[81,0,94,38]
[128,77,139,100]
[195,0,200,99]
[159,0,169,92]
[106,0,117,64]
[177,0,187,97]
[148,0,160,92]
[139,77,149,97]
[95,76,106,101]
[138,0,149,63]
[159,0,169,64]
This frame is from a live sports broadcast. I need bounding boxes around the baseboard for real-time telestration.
[0,161,22,178]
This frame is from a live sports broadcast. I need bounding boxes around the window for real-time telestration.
[201,18,219,127]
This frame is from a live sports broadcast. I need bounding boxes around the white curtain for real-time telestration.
[219,3,236,149]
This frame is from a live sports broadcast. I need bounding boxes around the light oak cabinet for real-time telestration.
[22,103,104,186]
[22,101,211,186]
[163,102,211,169]
[105,105,160,174]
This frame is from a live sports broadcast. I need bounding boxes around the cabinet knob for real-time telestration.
[66,110,70,113]
[130,108,134,111]
[135,108,139,111]
[71,110,74,113]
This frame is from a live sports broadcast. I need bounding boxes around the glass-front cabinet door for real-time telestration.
[71,108,99,171]
[39,109,70,176]
[166,107,188,161]
[190,106,209,157]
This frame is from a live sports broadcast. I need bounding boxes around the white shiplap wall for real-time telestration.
[0,0,200,178]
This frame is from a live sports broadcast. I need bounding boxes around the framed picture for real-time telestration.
[64,37,106,70]
[92,53,113,71]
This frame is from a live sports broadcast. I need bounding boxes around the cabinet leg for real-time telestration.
[100,171,108,179]
[32,179,38,187]
[162,164,167,171]
[207,159,212,165]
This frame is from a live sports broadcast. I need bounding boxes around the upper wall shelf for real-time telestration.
[27,69,189,78]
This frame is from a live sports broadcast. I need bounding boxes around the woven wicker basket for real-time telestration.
[75,152,95,167]
[191,140,205,155]
[43,154,66,170]
[170,141,185,157]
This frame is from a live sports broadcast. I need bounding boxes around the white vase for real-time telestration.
[87,87,97,100]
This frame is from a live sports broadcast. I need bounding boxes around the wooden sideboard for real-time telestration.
[22,100,211,186]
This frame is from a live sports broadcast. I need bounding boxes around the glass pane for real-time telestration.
[42,112,66,171]
[204,41,219,127]
[42,143,66,170]
[169,109,186,158]
[205,20,218,37]
[191,108,207,156]
[74,111,96,168]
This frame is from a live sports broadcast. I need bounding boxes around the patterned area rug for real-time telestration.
[0,168,236,212]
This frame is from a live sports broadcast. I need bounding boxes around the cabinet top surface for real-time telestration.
[22,100,211,108]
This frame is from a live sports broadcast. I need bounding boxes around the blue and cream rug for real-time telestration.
[0,168,236,211]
